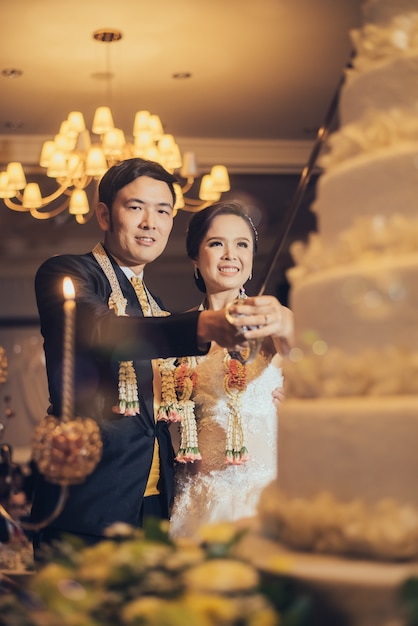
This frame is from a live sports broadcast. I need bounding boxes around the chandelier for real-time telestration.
[0,29,230,224]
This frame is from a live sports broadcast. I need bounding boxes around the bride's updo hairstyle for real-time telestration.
[186,201,258,294]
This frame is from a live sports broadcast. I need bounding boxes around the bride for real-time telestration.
[169,201,293,539]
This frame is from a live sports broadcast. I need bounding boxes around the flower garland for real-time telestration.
[157,358,182,423]
[223,353,249,465]
[225,356,247,393]
[92,247,251,467]
[174,359,198,401]
[174,358,201,462]
[92,243,171,417]
[158,351,250,466]
[158,289,251,465]
[157,356,202,463]
[92,244,201,461]
[116,360,140,416]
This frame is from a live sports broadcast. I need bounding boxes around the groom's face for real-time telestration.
[96,175,174,275]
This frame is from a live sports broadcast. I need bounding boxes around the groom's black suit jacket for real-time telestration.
[30,248,205,538]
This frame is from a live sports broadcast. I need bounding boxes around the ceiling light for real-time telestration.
[4,121,23,130]
[1,68,23,79]
[0,30,229,223]
[172,72,192,80]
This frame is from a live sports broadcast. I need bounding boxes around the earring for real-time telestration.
[194,266,199,280]
[248,272,252,281]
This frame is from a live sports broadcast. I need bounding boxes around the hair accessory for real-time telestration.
[245,214,258,243]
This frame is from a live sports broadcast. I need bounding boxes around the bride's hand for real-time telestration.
[272,386,285,408]
[226,296,294,356]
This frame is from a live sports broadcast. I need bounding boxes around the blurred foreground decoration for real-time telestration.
[31,415,102,487]
[0,520,312,626]
[23,414,103,531]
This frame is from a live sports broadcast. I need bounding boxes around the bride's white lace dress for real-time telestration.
[169,347,282,539]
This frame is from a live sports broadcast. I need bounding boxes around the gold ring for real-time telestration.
[224,300,237,325]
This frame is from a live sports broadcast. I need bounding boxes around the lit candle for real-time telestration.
[62,277,76,422]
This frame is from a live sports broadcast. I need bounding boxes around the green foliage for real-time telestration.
[0,520,312,626]
[400,576,418,626]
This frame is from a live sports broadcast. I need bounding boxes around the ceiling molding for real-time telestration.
[0,134,316,175]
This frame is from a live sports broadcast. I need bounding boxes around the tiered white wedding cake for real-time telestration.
[259,0,418,562]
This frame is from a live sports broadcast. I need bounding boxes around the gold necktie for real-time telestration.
[130,274,160,497]
[131,276,151,316]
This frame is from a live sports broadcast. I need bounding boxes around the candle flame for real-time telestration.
[63,276,75,300]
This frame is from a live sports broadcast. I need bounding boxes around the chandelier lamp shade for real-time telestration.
[0,109,231,223]
[0,29,230,223]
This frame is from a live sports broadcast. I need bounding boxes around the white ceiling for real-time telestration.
[0,0,362,157]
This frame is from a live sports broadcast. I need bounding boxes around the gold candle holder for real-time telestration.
[32,276,102,487]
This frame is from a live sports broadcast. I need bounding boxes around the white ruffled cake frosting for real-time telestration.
[259,0,418,560]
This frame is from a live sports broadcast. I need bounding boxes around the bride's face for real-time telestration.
[196,213,254,297]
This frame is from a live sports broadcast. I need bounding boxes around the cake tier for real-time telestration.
[289,253,418,357]
[238,530,418,626]
[277,396,418,504]
[363,0,418,25]
[259,397,418,559]
[340,56,418,126]
[313,146,418,245]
